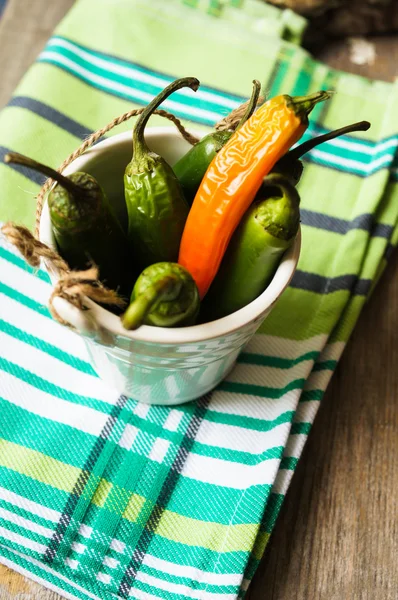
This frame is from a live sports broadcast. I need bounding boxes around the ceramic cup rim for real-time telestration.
[39,127,301,345]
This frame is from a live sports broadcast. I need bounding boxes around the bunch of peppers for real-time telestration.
[7,77,370,330]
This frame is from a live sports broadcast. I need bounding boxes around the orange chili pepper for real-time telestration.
[178,91,331,298]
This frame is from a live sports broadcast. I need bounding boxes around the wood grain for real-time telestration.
[0,1,397,599]
[316,35,398,82]
[0,0,75,108]
[0,565,59,600]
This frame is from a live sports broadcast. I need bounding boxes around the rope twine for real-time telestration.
[1,100,254,327]
[215,95,264,131]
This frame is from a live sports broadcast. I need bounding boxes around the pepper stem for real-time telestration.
[262,173,301,207]
[288,120,371,160]
[288,90,333,119]
[236,80,261,130]
[132,77,200,162]
[121,275,180,330]
[4,152,87,200]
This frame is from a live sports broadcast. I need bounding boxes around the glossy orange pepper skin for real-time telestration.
[178,95,310,299]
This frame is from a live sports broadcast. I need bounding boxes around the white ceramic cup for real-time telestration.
[39,127,301,405]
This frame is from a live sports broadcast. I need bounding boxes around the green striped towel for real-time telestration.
[1,1,398,599]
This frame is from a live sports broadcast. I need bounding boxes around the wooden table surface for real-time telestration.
[0,2,397,599]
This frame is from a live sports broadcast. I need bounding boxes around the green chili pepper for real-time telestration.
[272,120,371,185]
[173,80,261,205]
[124,77,199,268]
[201,174,300,321]
[121,262,200,329]
[5,152,132,295]
[201,121,371,321]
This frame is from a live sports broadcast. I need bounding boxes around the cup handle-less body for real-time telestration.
[38,128,301,405]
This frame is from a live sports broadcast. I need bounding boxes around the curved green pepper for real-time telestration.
[5,152,132,295]
[201,174,300,321]
[124,77,199,268]
[121,262,200,329]
[272,120,371,185]
[173,79,261,205]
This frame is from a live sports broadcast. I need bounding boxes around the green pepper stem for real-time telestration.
[288,120,371,160]
[121,275,179,330]
[132,77,200,162]
[262,173,301,207]
[288,90,333,119]
[236,80,261,130]
[4,152,87,200]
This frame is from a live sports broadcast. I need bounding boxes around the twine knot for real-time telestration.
[49,266,126,326]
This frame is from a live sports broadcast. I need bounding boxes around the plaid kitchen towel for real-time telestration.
[1,0,398,599]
